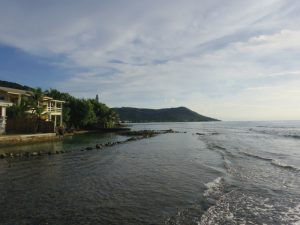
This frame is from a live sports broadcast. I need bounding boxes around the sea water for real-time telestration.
[0,121,299,224]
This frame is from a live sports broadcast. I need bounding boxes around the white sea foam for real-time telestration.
[280,204,300,225]
[203,177,225,198]
[200,189,300,225]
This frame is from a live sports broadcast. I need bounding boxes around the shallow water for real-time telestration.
[0,121,300,224]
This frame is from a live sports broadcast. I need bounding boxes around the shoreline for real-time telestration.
[0,133,60,148]
[0,127,131,148]
[0,129,180,159]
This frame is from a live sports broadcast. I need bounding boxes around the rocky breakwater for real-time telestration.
[0,129,182,160]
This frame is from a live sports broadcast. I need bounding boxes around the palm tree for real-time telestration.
[28,88,46,132]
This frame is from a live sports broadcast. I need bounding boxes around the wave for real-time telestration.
[271,160,300,172]
[199,190,300,225]
[203,177,225,199]
[241,151,300,172]
[283,134,300,139]
[240,151,273,161]
[250,129,300,140]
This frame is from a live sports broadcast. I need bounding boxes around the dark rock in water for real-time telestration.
[196,133,205,135]
[96,144,102,149]
[47,151,52,155]
[38,151,42,156]
[86,147,93,150]
[0,153,6,159]
[24,152,30,157]
[127,137,137,141]
[55,151,60,154]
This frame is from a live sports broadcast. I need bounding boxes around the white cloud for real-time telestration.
[1,0,300,120]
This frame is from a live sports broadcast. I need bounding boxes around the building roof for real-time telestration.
[0,100,13,107]
[0,86,64,103]
[0,86,32,96]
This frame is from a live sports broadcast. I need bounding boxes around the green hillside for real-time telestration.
[0,80,33,90]
[113,107,219,122]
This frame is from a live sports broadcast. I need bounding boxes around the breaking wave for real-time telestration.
[241,151,300,171]
[271,160,300,172]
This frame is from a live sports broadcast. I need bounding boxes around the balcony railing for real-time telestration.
[46,107,62,113]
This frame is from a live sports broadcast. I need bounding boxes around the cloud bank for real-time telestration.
[1,0,300,120]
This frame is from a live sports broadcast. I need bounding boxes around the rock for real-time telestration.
[47,151,52,155]
[55,151,60,154]
[24,152,30,157]
[196,133,205,135]
[127,137,137,141]
[95,144,102,149]
[86,147,93,150]
[0,153,6,159]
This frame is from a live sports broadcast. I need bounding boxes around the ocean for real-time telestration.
[0,121,299,224]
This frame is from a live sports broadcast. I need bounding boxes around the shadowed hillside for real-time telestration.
[113,107,219,122]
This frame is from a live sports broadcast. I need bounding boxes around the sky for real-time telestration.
[0,0,300,121]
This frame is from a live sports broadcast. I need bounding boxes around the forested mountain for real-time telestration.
[113,107,219,122]
[0,80,33,90]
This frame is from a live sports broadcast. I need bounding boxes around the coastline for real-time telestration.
[0,133,60,148]
[0,129,177,159]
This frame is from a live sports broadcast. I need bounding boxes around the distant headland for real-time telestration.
[113,107,220,123]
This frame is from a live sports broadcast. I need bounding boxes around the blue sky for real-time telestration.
[1,0,300,120]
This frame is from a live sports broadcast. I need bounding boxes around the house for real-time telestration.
[0,86,64,133]
[41,96,64,129]
[0,100,13,134]
[0,86,32,105]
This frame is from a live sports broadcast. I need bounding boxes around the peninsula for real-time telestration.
[113,107,219,122]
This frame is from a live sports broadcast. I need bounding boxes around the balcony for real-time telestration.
[46,107,62,113]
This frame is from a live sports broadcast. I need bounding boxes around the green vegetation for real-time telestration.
[113,107,219,122]
[0,80,32,91]
[45,89,118,129]
[1,80,119,129]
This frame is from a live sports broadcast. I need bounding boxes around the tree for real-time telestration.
[68,98,96,128]
[27,88,46,132]
[7,98,28,118]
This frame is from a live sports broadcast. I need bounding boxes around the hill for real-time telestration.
[113,107,219,122]
[0,80,33,91]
